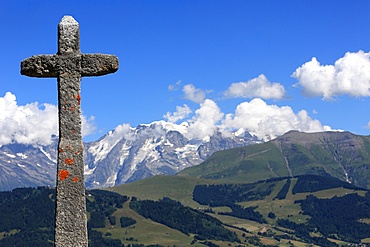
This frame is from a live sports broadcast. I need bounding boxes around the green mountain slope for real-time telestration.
[110,175,220,207]
[179,131,370,189]
[110,175,370,246]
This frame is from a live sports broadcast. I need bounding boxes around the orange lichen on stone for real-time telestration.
[75,151,79,155]
[72,176,79,182]
[65,158,74,165]
[59,149,64,153]
[71,105,75,111]
[58,170,70,181]
[76,94,81,105]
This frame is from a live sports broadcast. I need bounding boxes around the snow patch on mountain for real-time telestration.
[39,146,56,163]
[16,153,27,159]
[4,152,15,158]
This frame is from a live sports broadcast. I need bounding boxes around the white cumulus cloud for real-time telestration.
[224,74,286,99]
[186,99,224,141]
[110,123,135,141]
[0,92,96,146]
[0,92,58,146]
[163,104,191,123]
[168,80,181,91]
[292,50,370,100]
[183,84,206,103]
[221,98,331,140]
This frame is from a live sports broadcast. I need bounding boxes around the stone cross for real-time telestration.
[20,16,118,246]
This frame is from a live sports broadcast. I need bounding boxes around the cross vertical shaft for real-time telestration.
[55,17,86,246]
[20,16,119,247]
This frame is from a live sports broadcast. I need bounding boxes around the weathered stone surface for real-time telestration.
[20,15,118,247]
[81,54,119,76]
[21,55,59,77]
[58,16,80,54]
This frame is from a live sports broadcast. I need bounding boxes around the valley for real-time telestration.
[1,173,368,246]
[105,174,369,246]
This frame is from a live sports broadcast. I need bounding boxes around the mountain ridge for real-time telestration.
[180,130,370,189]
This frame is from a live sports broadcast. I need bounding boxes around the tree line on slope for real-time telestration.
[192,175,370,245]
[277,192,370,245]
[193,175,365,207]
[297,192,370,243]
[0,187,240,246]
[0,187,130,247]
[193,179,280,206]
[129,197,239,243]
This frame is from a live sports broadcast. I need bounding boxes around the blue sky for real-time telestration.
[1,0,370,144]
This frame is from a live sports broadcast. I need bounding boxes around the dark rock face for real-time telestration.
[197,131,257,160]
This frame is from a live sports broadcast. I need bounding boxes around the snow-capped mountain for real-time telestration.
[0,121,260,191]
[0,138,58,191]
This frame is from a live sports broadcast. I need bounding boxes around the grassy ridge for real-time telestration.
[110,175,221,207]
[178,131,370,189]
[179,142,290,183]
[104,199,201,247]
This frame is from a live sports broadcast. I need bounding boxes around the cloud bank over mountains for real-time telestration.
[0,92,57,146]
[163,97,331,141]
[221,98,331,139]
[2,50,370,146]
[0,92,95,146]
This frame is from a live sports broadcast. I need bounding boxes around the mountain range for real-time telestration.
[0,121,259,191]
[1,120,370,191]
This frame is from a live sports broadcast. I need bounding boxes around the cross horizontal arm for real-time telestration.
[81,54,119,76]
[21,55,59,77]
[20,53,119,78]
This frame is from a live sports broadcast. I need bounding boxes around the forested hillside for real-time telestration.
[129,197,239,242]
[0,187,128,247]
